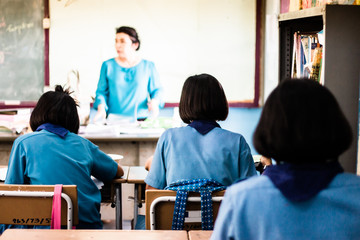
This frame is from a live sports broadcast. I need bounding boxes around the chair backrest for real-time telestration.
[0,184,78,229]
[145,189,225,230]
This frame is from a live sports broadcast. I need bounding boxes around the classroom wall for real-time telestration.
[263,0,280,100]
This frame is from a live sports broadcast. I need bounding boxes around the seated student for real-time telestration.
[145,73,257,190]
[1,86,123,232]
[211,79,360,240]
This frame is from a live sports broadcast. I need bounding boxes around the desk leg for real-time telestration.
[115,183,122,229]
[133,183,138,228]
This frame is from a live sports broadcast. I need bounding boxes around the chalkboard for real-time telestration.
[0,0,44,101]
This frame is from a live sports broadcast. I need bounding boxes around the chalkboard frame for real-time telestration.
[0,0,49,109]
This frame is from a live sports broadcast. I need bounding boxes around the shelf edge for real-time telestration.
[279,6,325,21]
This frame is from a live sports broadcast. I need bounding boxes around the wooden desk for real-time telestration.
[188,230,213,240]
[127,166,148,228]
[0,229,188,240]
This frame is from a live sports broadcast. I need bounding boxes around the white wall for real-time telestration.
[263,0,280,102]
[49,0,257,103]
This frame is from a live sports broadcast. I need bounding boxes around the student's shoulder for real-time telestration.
[215,127,246,140]
[14,132,41,144]
[67,132,95,145]
[330,172,360,188]
[227,175,273,195]
[163,125,192,135]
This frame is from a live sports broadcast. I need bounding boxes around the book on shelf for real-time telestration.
[289,0,302,11]
[281,0,360,13]
[291,32,323,82]
[303,0,313,9]
[281,0,290,13]
[310,44,322,81]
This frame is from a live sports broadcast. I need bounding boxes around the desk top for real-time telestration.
[127,166,148,184]
[188,230,213,240]
[0,229,188,240]
[112,166,129,184]
[0,164,129,184]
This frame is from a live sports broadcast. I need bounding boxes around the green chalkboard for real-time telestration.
[0,0,44,101]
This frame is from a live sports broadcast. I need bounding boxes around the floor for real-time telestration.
[101,203,132,230]
[102,219,131,230]
[101,203,146,230]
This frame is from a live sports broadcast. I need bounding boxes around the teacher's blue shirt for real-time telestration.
[94,58,164,118]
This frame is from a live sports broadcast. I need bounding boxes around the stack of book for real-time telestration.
[0,108,31,135]
[291,31,324,83]
[281,0,360,13]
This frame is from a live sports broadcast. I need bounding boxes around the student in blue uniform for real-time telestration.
[2,85,123,232]
[93,26,164,121]
[145,73,257,189]
[211,79,360,240]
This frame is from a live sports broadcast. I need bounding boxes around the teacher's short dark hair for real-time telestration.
[253,78,352,163]
[30,85,80,134]
[116,26,140,51]
[179,73,228,124]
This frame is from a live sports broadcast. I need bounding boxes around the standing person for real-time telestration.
[145,73,256,189]
[211,79,360,240]
[93,26,164,122]
[2,85,123,232]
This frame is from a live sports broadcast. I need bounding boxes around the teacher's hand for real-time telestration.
[147,99,160,118]
[93,104,107,123]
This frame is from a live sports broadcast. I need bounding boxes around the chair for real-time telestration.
[145,189,225,230]
[0,185,78,229]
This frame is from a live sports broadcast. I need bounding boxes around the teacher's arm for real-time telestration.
[93,62,110,121]
[147,62,164,117]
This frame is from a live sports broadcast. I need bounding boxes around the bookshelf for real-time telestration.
[278,5,360,173]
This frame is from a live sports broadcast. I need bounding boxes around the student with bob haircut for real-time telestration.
[145,73,256,189]
[2,85,123,231]
[211,79,360,240]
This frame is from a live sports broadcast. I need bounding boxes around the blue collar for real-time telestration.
[188,120,220,135]
[263,161,343,202]
[36,123,69,138]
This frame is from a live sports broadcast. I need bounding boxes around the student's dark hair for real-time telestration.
[30,85,80,134]
[179,73,228,124]
[253,78,352,163]
[116,26,140,51]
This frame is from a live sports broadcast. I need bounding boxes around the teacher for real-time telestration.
[93,26,164,121]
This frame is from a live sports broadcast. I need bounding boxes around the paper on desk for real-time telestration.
[0,167,8,181]
[118,127,165,135]
[82,124,119,136]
